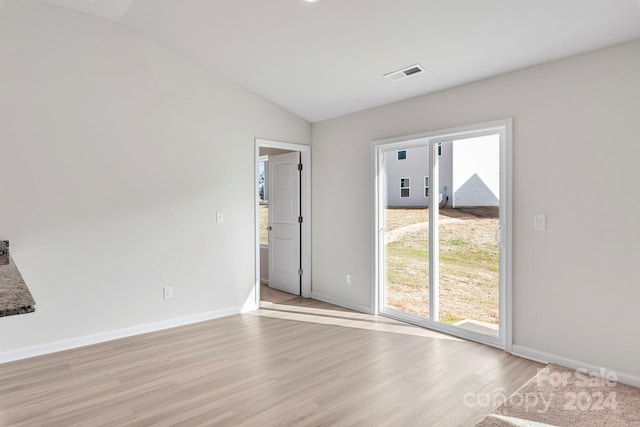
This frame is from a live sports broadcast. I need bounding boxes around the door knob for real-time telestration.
[267,226,272,231]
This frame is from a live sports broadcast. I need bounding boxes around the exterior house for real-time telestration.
[384,135,500,208]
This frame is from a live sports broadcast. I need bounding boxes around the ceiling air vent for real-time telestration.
[384,63,425,82]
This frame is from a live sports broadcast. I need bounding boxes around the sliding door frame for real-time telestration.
[371,119,513,351]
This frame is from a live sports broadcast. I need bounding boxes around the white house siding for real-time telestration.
[438,142,454,206]
[451,135,500,207]
[383,144,453,208]
[384,146,428,207]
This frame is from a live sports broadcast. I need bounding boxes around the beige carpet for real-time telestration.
[476,364,640,427]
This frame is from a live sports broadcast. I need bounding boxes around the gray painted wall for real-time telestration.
[312,39,640,377]
[0,0,310,352]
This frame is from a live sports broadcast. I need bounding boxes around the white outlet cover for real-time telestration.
[534,214,546,231]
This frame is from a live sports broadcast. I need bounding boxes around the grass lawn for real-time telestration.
[385,208,499,325]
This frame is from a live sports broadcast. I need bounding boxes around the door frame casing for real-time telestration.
[371,119,513,351]
[255,138,312,304]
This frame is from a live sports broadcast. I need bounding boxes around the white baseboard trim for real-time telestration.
[311,291,372,314]
[511,345,640,389]
[242,301,259,313]
[0,305,249,365]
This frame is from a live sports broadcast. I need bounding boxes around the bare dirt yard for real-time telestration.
[384,207,499,325]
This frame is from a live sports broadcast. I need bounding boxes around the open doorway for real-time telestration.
[255,139,311,306]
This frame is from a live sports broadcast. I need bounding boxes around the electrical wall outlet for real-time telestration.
[163,286,173,300]
[534,214,547,231]
[346,273,352,285]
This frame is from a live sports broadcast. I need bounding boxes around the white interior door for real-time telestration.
[268,152,301,295]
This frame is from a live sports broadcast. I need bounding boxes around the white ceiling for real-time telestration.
[42,0,640,122]
[41,0,136,21]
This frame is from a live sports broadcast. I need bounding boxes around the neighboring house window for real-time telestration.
[397,150,407,160]
[424,176,429,197]
[400,178,410,198]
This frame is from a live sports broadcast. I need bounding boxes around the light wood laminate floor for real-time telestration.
[0,298,542,426]
[260,283,299,304]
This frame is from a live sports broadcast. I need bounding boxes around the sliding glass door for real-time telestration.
[436,135,501,337]
[376,121,510,348]
[381,143,431,319]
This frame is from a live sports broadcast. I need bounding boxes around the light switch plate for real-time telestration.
[216,211,224,224]
[534,214,546,231]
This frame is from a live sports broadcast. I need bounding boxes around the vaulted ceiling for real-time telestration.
[41,0,640,122]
